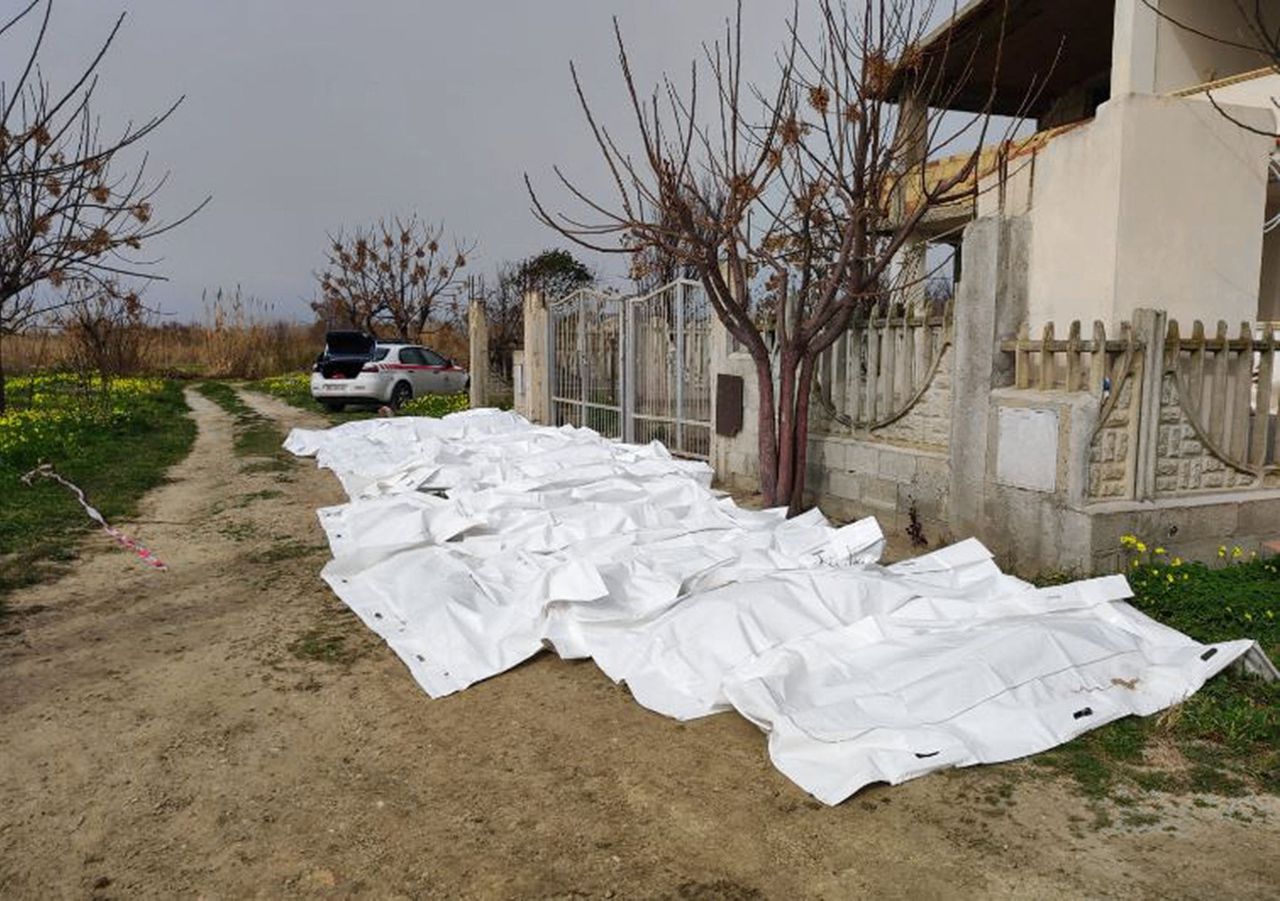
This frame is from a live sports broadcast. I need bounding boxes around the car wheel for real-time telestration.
[322,401,344,412]
[390,381,413,410]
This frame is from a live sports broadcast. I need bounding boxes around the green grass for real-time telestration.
[195,381,287,457]
[288,626,361,665]
[1032,547,1280,802]
[0,378,196,599]
[245,372,471,424]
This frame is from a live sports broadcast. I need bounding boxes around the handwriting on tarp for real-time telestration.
[21,464,168,571]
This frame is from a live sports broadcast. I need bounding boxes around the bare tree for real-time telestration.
[528,0,1026,513]
[58,278,152,390]
[624,198,698,293]
[475,248,595,381]
[0,0,208,412]
[313,216,474,341]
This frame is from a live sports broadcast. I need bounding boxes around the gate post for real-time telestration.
[468,297,489,409]
[624,298,636,443]
[675,283,686,453]
[522,290,550,424]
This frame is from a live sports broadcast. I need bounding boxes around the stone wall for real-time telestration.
[1154,372,1260,494]
[1088,380,1138,500]
[869,346,954,450]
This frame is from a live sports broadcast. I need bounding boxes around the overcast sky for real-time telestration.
[6,1,808,322]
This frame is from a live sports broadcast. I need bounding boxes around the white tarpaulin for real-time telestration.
[285,409,1261,804]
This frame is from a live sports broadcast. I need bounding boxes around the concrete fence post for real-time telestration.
[948,216,1030,540]
[1131,307,1166,501]
[468,298,489,409]
[521,290,549,424]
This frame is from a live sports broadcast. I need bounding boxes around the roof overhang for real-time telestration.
[884,0,1116,118]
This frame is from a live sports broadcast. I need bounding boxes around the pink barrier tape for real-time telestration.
[21,464,168,571]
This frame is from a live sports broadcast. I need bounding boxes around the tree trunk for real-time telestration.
[753,354,781,506]
[0,331,6,416]
[787,354,817,517]
[775,349,799,508]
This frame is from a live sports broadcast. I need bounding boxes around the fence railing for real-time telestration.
[815,301,953,430]
[1167,319,1278,470]
[1003,313,1280,495]
[1000,320,1138,394]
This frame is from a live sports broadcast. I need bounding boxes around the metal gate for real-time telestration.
[548,279,712,459]
[625,280,712,458]
[549,289,625,437]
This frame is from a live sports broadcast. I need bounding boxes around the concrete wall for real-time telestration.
[1025,93,1271,331]
[1154,0,1277,93]
[1184,71,1280,321]
[805,436,951,544]
[708,315,761,493]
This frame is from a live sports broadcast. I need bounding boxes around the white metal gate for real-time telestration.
[548,279,712,459]
[625,280,712,458]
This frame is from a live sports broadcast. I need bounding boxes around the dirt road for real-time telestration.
[1,389,1277,899]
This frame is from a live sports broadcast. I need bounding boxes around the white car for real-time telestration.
[310,331,469,411]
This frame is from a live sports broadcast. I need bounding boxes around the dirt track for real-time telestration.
[1,389,1278,899]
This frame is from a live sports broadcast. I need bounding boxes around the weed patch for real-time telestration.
[246,372,472,423]
[1031,539,1280,803]
[288,627,360,665]
[196,382,291,462]
[0,377,195,597]
[247,540,327,565]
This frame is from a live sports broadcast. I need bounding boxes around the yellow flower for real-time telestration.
[1218,546,1227,558]
[1136,541,1147,553]
[1154,547,1165,556]
[1231,546,1243,559]
[1171,557,1182,567]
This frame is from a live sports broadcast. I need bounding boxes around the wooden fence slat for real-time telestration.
[833,330,848,418]
[1039,322,1055,390]
[1015,323,1031,389]
[1066,320,1082,392]
[1090,321,1107,393]
[865,320,879,422]
[902,308,916,406]
[848,328,862,426]
[1253,331,1274,467]
[1230,322,1253,461]
[1210,321,1229,450]
[1189,320,1206,414]
[880,322,897,417]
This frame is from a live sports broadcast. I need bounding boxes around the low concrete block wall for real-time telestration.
[805,436,950,544]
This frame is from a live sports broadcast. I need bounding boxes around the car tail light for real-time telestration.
[361,362,382,373]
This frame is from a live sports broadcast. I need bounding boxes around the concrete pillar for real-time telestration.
[468,298,489,409]
[1131,307,1167,501]
[521,290,549,424]
[897,235,927,312]
[948,217,1031,540]
[892,89,929,312]
[1111,0,1159,95]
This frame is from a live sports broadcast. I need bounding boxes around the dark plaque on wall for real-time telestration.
[715,374,744,437]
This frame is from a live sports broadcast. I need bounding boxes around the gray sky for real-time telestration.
[8,1,797,322]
